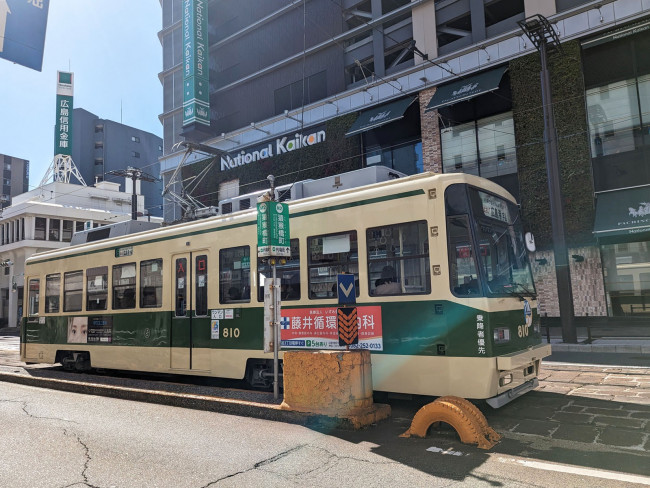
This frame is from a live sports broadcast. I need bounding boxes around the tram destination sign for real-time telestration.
[257,201,290,258]
[115,246,133,258]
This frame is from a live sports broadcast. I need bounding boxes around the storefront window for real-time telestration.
[586,79,640,158]
[601,241,650,316]
[365,141,423,175]
[441,112,517,179]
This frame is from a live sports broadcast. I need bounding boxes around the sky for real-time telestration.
[0,0,163,190]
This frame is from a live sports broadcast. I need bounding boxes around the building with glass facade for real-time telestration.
[158,0,650,329]
[0,154,29,209]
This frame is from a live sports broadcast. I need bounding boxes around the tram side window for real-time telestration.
[447,216,481,296]
[140,259,163,308]
[195,255,208,316]
[87,266,108,311]
[113,263,136,310]
[45,274,60,313]
[308,231,359,299]
[64,271,83,312]
[367,221,431,296]
[220,246,250,303]
[175,258,187,317]
[28,279,40,316]
[257,239,300,301]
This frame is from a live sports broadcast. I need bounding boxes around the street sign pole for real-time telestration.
[268,175,280,400]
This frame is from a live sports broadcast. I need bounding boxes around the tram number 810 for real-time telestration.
[223,328,240,339]
[517,324,530,338]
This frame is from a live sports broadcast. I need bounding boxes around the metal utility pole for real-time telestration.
[519,15,577,343]
[108,167,159,220]
[267,175,281,400]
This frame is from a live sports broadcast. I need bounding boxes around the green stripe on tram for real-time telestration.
[24,299,541,358]
[29,189,425,265]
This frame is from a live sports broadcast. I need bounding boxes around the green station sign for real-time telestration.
[257,201,290,258]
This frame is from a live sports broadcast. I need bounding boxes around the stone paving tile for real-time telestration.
[583,406,631,417]
[512,419,559,437]
[551,411,594,424]
[630,411,650,420]
[573,373,608,384]
[602,375,642,386]
[559,405,585,413]
[592,415,645,429]
[597,427,648,449]
[551,424,600,444]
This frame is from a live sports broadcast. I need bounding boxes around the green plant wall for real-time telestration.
[510,40,595,249]
[180,113,362,212]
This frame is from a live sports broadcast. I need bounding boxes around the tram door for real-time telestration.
[170,252,210,371]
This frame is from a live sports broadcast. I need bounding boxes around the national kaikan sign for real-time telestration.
[280,306,383,350]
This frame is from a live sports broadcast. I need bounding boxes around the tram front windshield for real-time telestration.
[471,190,535,297]
[446,184,535,298]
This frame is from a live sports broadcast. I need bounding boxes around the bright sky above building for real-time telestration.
[0,0,162,189]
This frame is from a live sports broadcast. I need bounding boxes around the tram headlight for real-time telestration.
[493,327,510,343]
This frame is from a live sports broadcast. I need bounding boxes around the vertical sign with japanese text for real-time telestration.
[182,0,210,127]
[54,71,73,157]
[257,201,290,257]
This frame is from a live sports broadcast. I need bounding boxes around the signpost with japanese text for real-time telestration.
[0,0,50,71]
[257,201,290,258]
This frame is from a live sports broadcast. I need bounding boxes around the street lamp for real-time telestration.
[519,14,577,343]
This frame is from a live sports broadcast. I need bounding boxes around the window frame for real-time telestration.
[63,270,83,312]
[140,258,163,308]
[307,230,359,300]
[366,220,431,297]
[112,262,136,310]
[45,273,60,313]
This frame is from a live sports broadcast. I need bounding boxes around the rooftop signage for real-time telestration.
[182,0,210,127]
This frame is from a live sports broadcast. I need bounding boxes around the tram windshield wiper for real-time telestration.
[502,282,536,300]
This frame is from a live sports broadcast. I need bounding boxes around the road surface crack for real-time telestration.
[61,430,99,488]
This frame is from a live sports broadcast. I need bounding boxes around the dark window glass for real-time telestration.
[64,271,83,312]
[195,255,208,316]
[219,246,250,303]
[308,231,358,299]
[28,279,40,316]
[113,263,136,309]
[49,219,60,241]
[175,257,187,317]
[87,266,108,311]
[258,239,300,301]
[140,259,163,308]
[45,274,60,313]
[367,221,430,296]
[35,217,46,240]
[447,215,480,296]
[62,220,73,242]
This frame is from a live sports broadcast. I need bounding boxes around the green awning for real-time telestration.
[593,186,650,240]
[345,96,416,136]
[425,66,508,112]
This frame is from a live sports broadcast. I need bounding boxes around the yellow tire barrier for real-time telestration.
[400,395,499,450]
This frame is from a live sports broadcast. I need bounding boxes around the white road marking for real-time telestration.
[427,446,467,456]
[499,457,650,485]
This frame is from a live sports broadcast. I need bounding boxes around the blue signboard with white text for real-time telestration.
[0,0,50,71]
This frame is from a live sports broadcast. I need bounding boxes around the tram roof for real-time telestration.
[25,171,513,266]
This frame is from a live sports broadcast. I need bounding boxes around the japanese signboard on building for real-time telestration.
[280,306,383,350]
[257,201,290,257]
[182,0,210,127]
[54,71,73,157]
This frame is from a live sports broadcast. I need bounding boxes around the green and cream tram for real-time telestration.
[21,171,551,407]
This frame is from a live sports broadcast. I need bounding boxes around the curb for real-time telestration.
[0,371,371,430]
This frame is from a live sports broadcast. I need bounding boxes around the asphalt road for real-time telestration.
[1,381,649,488]
[1,334,650,486]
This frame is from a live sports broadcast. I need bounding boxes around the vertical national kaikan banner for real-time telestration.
[280,306,383,350]
[182,0,210,127]
[54,71,73,157]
